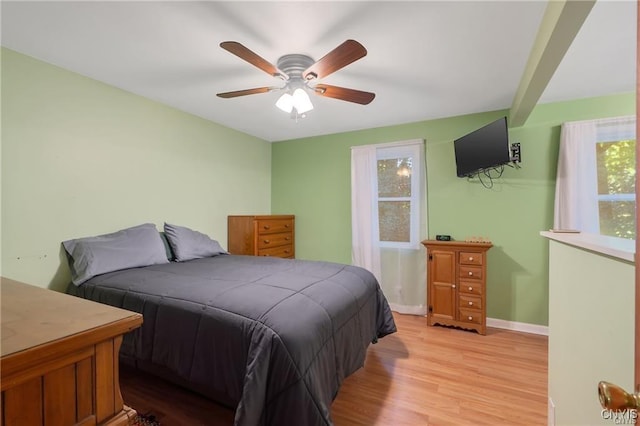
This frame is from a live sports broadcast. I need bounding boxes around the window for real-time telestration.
[376,144,421,248]
[596,135,635,239]
[554,116,636,239]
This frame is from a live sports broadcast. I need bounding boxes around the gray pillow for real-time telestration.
[163,223,227,262]
[159,232,175,261]
[63,223,169,285]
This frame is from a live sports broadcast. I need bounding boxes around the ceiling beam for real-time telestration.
[509,0,596,127]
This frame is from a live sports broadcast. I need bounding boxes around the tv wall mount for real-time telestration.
[468,142,521,188]
[510,142,521,163]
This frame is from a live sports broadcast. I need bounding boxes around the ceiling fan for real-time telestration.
[217,40,375,118]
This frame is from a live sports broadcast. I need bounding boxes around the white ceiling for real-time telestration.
[1,1,636,142]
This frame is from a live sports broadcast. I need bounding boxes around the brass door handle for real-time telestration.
[598,381,640,410]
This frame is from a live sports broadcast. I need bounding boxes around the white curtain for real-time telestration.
[554,116,635,231]
[351,145,382,282]
[553,120,599,231]
[351,140,427,315]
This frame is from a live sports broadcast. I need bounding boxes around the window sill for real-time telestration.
[540,231,635,263]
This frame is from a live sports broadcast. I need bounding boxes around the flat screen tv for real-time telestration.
[454,117,511,177]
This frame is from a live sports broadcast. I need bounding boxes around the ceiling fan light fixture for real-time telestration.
[275,88,314,115]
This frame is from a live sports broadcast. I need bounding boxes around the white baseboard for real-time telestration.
[389,308,549,336]
[389,303,426,316]
[487,317,548,336]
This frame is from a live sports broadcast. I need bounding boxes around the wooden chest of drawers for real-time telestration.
[422,240,492,334]
[227,215,295,258]
[1,278,143,425]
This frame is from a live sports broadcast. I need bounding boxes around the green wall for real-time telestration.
[1,48,272,291]
[271,93,635,326]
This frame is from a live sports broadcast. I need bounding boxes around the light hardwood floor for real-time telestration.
[121,313,548,425]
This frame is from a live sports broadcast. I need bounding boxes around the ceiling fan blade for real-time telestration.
[220,41,285,79]
[303,40,367,81]
[217,87,278,98]
[313,84,375,105]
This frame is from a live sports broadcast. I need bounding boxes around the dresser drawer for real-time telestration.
[258,245,294,258]
[459,308,482,324]
[459,251,483,266]
[257,219,294,235]
[257,232,293,249]
[459,265,483,280]
[459,280,483,295]
[459,294,482,310]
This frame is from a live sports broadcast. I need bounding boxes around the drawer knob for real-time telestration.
[285,224,290,228]
[468,271,473,276]
[263,239,270,244]
[469,257,474,261]
[285,237,290,241]
[263,225,270,230]
[468,301,473,306]
[468,316,473,321]
[284,250,290,254]
[468,287,473,291]
[451,284,456,289]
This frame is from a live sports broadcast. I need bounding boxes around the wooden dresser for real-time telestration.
[228,215,295,258]
[421,240,492,335]
[1,278,143,425]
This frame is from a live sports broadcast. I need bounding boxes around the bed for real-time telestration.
[64,224,396,426]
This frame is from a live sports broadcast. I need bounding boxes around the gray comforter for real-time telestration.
[67,254,396,425]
